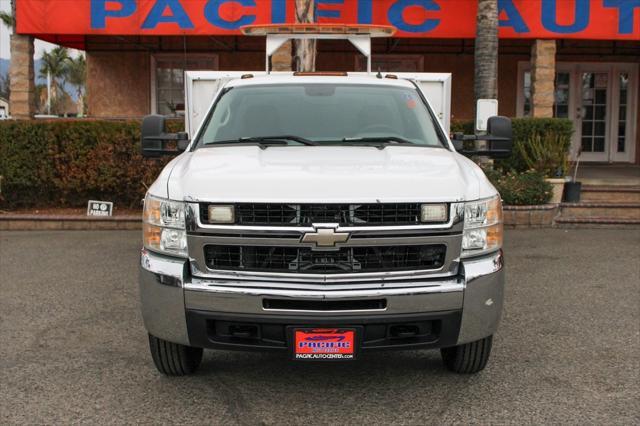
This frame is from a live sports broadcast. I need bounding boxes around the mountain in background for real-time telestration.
[0,58,78,101]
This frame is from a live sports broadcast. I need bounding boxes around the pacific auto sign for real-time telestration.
[16,0,640,40]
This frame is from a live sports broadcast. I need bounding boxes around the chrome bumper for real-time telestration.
[139,249,504,347]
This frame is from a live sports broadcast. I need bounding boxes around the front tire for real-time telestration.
[440,335,493,374]
[148,334,203,376]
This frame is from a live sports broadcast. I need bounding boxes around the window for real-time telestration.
[522,71,570,118]
[152,55,218,116]
[617,73,629,153]
[197,84,445,147]
[580,72,608,153]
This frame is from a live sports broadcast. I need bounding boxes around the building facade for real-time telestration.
[15,0,640,163]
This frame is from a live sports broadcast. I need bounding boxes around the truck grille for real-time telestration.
[203,244,446,274]
[200,203,443,226]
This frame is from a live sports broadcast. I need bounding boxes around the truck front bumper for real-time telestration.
[139,250,504,351]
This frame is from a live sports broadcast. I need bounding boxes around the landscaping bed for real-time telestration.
[1,118,573,229]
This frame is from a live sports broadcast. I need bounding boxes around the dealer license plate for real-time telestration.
[292,328,356,360]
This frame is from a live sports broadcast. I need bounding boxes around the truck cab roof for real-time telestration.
[224,74,418,90]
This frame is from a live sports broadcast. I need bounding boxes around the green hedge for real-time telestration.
[0,120,181,209]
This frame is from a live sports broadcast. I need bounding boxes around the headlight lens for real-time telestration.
[143,195,187,257]
[462,195,503,257]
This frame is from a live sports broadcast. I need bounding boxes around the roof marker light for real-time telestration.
[293,72,348,77]
[240,24,396,37]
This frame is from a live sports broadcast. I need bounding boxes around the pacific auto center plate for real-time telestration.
[291,328,357,361]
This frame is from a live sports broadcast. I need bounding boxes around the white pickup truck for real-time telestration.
[139,28,512,376]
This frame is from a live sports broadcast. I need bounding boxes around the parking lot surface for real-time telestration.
[1,229,639,424]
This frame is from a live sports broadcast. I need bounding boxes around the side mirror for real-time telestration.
[485,116,512,158]
[141,115,190,158]
[451,116,513,159]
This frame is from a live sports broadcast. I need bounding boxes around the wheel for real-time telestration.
[148,334,203,376]
[440,335,493,374]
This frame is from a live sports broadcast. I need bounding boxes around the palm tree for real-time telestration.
[65,55,86,116]
[39,47,70,114]
[0,9,14,28]
[474,0,498,104]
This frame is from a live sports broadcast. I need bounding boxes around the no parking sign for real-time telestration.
[87,200,114,217]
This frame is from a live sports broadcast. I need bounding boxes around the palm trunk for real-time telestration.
[294,0,316,72]
[474,0,498,103]
[474,0,498,164]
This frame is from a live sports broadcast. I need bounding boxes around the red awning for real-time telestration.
[15,0,640,48]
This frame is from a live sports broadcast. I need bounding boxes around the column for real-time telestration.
[530,39,556,118]
[9,34,36,119]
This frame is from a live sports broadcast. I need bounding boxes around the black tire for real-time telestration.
[440,335,493,374]
[148,334,203,376]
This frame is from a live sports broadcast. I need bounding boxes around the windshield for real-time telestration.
[196,83,446,147]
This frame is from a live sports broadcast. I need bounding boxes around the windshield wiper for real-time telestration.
[205,135,317,147]
[341,136,416,148]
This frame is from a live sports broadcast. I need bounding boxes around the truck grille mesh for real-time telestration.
[200,203,443,226]
[203,244,446,274]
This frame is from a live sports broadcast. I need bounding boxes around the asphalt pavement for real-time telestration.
[1,229,639,424]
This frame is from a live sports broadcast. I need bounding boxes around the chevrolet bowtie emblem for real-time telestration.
[301,226,350,248]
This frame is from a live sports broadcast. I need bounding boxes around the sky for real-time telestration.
[0,0,69,60]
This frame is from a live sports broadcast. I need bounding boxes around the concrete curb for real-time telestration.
[0,215,142,230]
[503,204,559,228]
[1,206,562,230]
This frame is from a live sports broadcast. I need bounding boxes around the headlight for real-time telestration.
[461,195,503,258]
[143,195,187,257]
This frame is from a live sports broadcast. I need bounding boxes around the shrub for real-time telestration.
[449,118,573,174]
[498,118,573,174]
[484,168,553,206]
[0,119,180,209]
[518,130,571,178]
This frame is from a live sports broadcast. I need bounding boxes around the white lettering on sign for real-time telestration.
[87,200,114,217]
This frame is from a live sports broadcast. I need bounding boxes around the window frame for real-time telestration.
[516,61,575,119]
[150,53,219,116]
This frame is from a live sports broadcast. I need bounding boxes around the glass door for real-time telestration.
[574,64,638,163]
[577,70,610,162]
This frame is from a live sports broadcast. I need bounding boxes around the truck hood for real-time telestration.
[158,146,496,203]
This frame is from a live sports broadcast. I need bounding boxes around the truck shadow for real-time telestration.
[172,349,479,423]
[195,348,463,381]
